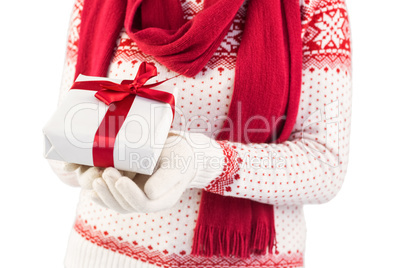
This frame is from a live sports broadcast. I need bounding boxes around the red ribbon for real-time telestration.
[70,62,176,168]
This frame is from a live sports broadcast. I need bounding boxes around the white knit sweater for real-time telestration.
[50,0,352,267]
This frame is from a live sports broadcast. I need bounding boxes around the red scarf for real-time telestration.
[75,0,302,258]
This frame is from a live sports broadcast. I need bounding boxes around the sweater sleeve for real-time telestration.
[189,0,352,206]
[47,0,83,187]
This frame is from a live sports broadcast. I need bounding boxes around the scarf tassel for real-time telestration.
[250,220,276,255]
[191,221,276,258]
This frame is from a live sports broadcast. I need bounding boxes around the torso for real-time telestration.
[63,0,306,267]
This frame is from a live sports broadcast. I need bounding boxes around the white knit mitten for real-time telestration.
[47,159,80,187]
[90,132,224,213]
[48,159,104,189]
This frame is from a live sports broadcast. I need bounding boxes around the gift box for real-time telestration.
[43,62,177,175]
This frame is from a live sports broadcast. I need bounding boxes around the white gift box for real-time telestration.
[43,74,177,175]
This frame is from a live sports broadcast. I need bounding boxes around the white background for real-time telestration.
[1,0,401,267]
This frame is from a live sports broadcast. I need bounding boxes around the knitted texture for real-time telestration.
[57,0,352,267]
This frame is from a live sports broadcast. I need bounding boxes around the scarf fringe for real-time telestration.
[250,220,276,255]
[191,221,276,258]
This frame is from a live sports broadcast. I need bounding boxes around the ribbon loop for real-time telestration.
[94,62,176,117]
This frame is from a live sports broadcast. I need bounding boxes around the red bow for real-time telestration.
[95,62,176,116]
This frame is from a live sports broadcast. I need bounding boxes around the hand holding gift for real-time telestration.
[74,132,224,213]
[89,134,196,213]
[44,62,224,212]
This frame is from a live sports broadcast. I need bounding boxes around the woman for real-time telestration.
[49,0,352,267]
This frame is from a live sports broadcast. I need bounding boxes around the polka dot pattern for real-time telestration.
[216,66,352,207]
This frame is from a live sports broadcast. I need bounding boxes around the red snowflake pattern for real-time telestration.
[301,0,351,70]
[205,140,242,195]
[74,219,304,267]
